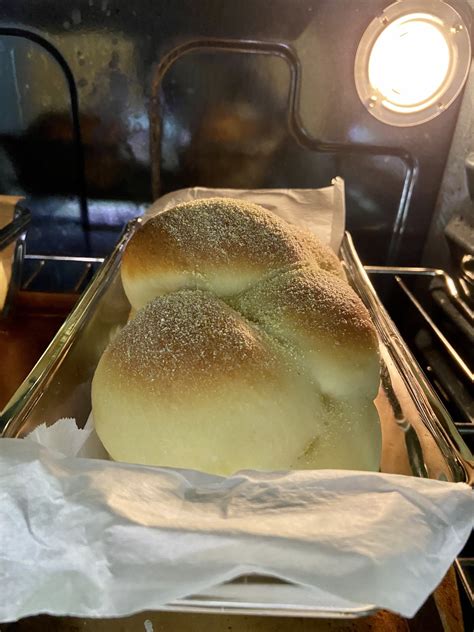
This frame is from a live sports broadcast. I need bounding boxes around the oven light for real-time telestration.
[355,1,471,126]
[368,15,450,111]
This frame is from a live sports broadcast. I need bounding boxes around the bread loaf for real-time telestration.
[93,197,381,474]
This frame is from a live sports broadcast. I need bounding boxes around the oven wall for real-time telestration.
[423,6,474,273]
[0,0,472,265]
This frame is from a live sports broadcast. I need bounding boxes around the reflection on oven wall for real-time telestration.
[0,0,472,265]
[0,29,147,198]
[424,45,474,276]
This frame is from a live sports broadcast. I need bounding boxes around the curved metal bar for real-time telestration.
[150,38,418,263]
[365,265,474,322]
[0,27,89,235]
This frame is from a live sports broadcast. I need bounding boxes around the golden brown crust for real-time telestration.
[122,197,344,285]
[235,264,377,352]
[122,220,189,278]
[293,226,345,279]
[233,263,380,400]
[95,289,284,397]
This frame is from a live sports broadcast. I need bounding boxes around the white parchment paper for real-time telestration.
[1,182,473,622]
[143,180,346,252]
[1,434,472,621]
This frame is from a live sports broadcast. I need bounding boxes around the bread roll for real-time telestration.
[233,264,380,400]
[93,196,381,475]
[93,290,326,474]
[121,197,344,311]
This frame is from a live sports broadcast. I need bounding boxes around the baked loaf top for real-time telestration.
[98,289,286,395]
[233,263,379,400]
[121,197,344,311]
[93,197,381,475]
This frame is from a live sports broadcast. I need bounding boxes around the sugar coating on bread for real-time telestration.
[234,264,380,399]
[121,197,344,310]
[235,264,376,346]
[98,289,285,394]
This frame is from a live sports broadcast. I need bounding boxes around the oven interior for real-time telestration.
[0,0,473,626]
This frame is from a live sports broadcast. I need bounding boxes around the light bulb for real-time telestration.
[354,1,471,126]
[368,14,451,112]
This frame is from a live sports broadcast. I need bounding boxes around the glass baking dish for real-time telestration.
[1,217,472,619]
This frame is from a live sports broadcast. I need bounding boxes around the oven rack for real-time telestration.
[367,264,473,608]
[366,265,473,433]
[21,253,104,295]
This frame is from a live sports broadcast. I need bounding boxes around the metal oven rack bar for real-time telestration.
[21,254,104,294]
